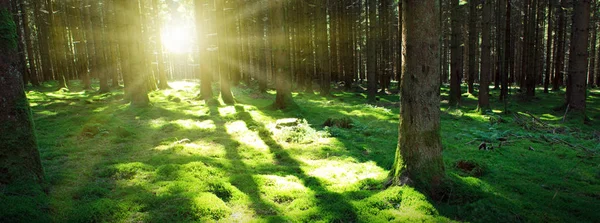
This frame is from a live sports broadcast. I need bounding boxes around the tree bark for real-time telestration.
[479,0,492,111]
[367,0,378,102]
[449,0,462,106]
[566,0,590,113]
[0,2,44,184]
[216,0,234,104]
[195,0,212,100]
[390,0,444,196]
[271,0,293,109]
[553,0,566,91]
[467,0,478,94]
[544,1,554,93]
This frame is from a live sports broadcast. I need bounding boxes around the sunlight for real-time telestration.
[161,25,193,54]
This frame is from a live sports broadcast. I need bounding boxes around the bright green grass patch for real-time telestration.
[12,81,600,222]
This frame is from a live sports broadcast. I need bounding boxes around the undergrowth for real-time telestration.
[3,80,598,222]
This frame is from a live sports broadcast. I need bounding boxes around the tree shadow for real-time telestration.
[233,105,358,222]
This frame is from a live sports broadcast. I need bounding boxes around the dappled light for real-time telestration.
[2,0,600,221]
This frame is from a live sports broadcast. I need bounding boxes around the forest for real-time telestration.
[0,0,599,222]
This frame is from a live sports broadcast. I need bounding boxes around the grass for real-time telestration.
[4,80,599,222]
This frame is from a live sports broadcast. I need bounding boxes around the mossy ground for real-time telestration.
[6,80,599,222]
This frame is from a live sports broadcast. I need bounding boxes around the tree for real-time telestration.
[479,0,492,111]
[271,0,293,109]
[566,0,591,117]
[0,1,44,184]
[195,0,212,100]
[367,0,378,102]
[215,0,234,104]
[553,0,566,91]
[467,0,478,94]
[389,0,445,195]
[449,0,462,106]
[544,1,554,93]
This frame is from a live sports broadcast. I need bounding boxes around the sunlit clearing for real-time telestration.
[161,25,193,54]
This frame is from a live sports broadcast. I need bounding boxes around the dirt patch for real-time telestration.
[455,160,486,177]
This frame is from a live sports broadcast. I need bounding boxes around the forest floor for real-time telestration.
[8,80,600,222]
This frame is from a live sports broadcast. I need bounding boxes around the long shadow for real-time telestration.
[206,104,288,221]
[234,105,358,222]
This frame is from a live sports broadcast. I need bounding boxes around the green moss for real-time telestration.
[21,81,600,222]
[191,193,231,220]
[0,8,18,51]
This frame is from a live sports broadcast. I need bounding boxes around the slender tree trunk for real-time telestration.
[195,0,212,100]
[479,0,492,111]
[215,0,234,104]
[588,0,597,88]
[367,0,378,102]
[271,0,293,109]
[553,0,566,91]
[318,1,331,96]
[449,0,462,106]
[544,2,554,93]
[467,0,478,94]
[391,0,444,196]
[258,6,268,93]
[501,0,511,102]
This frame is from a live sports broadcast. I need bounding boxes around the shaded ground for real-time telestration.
[10,81,600,222]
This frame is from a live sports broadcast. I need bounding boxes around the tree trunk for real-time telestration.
[467,0,477,94]
[553,0,566,91]
[195,0,212,100]
[271,0,293,109]
[127,0,149,106]
[449,0,462,106]
[0,2,44,185]
[216,0,234,104]
[588,0,597,88]
[367,0,378,102]
[390,0,444,196]
[544,1,554,93]
[479,0,492,111]
[566,0,590,114]
[318,1,331,96]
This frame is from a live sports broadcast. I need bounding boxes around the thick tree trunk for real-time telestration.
[566,0,590,113]
[449,0,462,106]
[390,0,444,196]
[0,3,44,184]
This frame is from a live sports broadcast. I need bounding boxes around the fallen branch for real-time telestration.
[525,111,550,128]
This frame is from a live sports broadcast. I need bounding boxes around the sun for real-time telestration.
[161,25,193,54]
